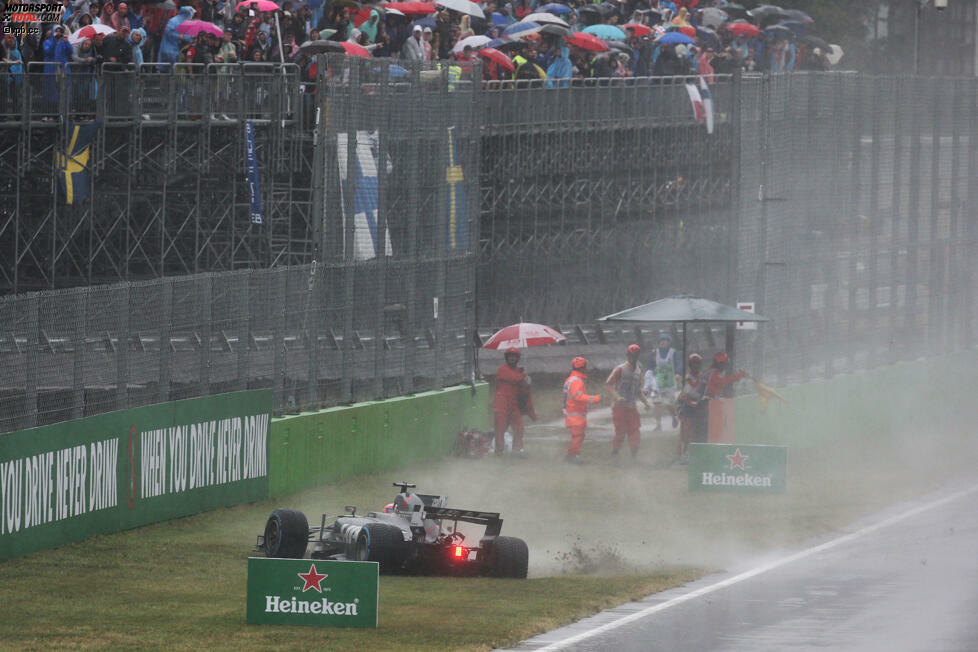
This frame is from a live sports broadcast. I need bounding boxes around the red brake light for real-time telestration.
[453,546,465,559]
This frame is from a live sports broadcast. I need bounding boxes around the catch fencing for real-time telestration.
[0,57,481,433]
[1,64,976,431]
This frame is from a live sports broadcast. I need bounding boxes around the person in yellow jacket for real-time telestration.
[513,43,547,87]
[562,356,601,464]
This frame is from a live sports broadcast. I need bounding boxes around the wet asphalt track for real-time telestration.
[502,484,978,652]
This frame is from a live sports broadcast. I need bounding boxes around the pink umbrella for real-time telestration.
[176,20,223,38]
[68,24,115,44]
[235,0,281,11]
[482,323,566,350]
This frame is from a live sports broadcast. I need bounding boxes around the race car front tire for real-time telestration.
[485,536,529,579]
[263,509,309,559]
[353,523,404,573]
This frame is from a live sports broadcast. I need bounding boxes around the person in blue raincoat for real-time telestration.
[43,26,74,108]
[159,5,195,66]
[546,45,572,87]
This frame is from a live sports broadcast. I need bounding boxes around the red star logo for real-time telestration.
[726,448,749,470]
[297,564,328,593]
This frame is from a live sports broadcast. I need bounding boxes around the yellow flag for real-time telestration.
[753,379,787,414]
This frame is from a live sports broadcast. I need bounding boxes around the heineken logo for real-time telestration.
[688,443,787,494]
[297,564,328,593]
[247,558,378,627]
[701,472,773,487]
[726,448,748,470]
[264,595,360,616]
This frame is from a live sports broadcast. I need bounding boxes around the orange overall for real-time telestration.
[563,369,599,456]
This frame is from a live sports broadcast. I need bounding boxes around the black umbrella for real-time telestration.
[595,1,618,16]
[749,4,791,27]
[578,4,602,26]
[599,295,768,373]
[489,36,526,52]
[801,34,830,51]
[722,3,749,20]
[297,38,339,56]
[539,23,571,38]
[783,8,813,24]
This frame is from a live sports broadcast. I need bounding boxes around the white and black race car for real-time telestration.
[256,482,529,578]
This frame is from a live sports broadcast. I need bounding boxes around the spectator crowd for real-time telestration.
[1,0,839,87]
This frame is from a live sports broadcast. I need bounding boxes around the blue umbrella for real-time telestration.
[582,24,626,40]
[537,2,571,14]
[655,31,694,45]
[411,16,436,29]
[503,21,541,37]
[491,11,511,27]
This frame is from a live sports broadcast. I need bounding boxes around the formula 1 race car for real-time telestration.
[255,482,529,578]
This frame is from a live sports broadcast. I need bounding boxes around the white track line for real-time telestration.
[532,483,978,651]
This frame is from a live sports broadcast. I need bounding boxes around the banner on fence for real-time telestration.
[337,130,392,261]
[246,120,264,225]
[688,443,787,494]
[0,390,272,561]
[246,558,379,627]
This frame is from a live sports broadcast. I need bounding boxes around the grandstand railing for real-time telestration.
[0,62,305,126]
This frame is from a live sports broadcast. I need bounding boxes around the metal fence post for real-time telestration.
[72,290,85,420]
[116,284,130,411]
[199,274,212,396]
[965,79,978,348]
[273,270,287,413]
[867,77,882,370]
[237,271,252,393]
[846,73,863,372]
[25,293,39,429]
[905,77,922,358]
[927,76,943,355]
[159,278,172,404]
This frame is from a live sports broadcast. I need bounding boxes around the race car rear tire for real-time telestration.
[353,523,404,573]
[486,536,529,579]
[263,509,309,559]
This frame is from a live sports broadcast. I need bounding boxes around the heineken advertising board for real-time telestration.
[246,558,379,627]
[688,443,787,494]
[0,390,272,561]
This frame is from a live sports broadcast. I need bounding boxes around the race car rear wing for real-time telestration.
[423,506,503,537]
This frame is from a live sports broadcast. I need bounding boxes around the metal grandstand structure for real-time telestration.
[0,62,315,293]
[1,63,977,432]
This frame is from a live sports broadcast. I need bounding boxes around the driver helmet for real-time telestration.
[383,503,394,513]
[396,492,425,514]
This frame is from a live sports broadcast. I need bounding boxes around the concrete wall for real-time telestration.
[268,384,489,497]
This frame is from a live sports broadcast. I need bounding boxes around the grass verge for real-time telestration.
[2,392,977,650]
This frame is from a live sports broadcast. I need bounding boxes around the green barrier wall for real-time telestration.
[0,390,272,561]
[734,351,978,447]
[268,384,489,497]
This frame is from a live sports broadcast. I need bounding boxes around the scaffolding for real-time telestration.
[0,62,315,294]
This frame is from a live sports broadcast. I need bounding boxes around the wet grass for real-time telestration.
[2,394,977,651]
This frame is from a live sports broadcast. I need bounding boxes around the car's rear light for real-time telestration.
[453,546,465,559]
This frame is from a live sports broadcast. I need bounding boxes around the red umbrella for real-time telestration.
[478,47,515,72]
[723,22,760,38]
[623,23,651,37]
[482,323,566,350]
[676,24,696,38]
[381,1,436,15]
[318,40,372,57]
[564,31,609,53]
[340,41,372,57]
